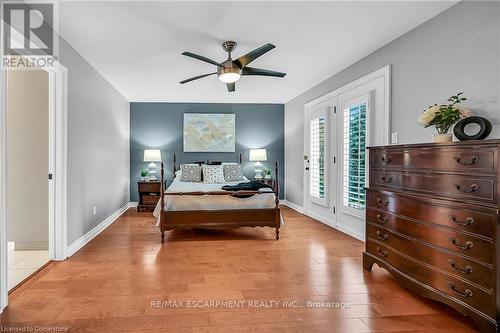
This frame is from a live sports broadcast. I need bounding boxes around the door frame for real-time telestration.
[302,65,391,240]
[0,61,68,312]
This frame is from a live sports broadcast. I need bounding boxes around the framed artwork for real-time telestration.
[183,113,236,152]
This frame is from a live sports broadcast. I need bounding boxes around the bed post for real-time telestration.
[173,153,177,175]
[274,160,280,240]
[239,153,242,164]
[160,162,166,243]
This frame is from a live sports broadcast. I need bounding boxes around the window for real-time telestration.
[343,102,367,210]
[310,115,325,200]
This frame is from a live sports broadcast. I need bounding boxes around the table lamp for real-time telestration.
[143,149,162,181]
[249,148,267,179]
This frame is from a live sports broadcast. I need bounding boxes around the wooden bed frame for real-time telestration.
[158,154,281,243]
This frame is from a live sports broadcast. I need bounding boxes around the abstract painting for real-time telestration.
[183,113,236,152]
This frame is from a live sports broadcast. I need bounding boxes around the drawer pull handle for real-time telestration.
[448,259,474,274]
[455,183,479,193]
[454,155,479,165]
[449,215,475,226]
[376,231,389,241]
[376,198,389,207]
[382,176,393,183]
[376,247,388,257]
[381,155,392,163]
[447,282,473,298]
[449,237,474,250]
[376,214,388,224]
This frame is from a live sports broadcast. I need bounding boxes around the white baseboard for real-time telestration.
[281,202,364,242]
[280,200,304,213]
[333,223,364,242]
[67,202,134,257]
[129,201,138,207]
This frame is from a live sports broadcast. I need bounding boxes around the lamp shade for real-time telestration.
[143,149,162,162]
[249,149,267,162]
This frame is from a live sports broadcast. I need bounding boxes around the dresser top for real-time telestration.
[367,139,500,150]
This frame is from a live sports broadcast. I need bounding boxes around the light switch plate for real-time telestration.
[391,132,398,144]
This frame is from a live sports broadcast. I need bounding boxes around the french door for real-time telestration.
[303,99,336,226]
[303,66,390,240]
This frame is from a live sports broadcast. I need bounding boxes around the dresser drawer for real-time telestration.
[366,241,495,317]
[367,189,496,238]
[367,226,493,290]
[370,170,496,204]
[367,209,494,264]
[370,146,496,174]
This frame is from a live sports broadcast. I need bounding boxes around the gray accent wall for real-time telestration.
[59,38,130,245]
[285,1,500,207]
[130,103,284,201]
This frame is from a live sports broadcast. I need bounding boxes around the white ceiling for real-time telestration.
[58,1,457,103]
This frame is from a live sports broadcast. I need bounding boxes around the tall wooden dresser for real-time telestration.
[363,140,499,332]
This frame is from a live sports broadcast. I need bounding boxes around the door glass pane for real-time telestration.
[310,116,325,199]
[343,103,367,210]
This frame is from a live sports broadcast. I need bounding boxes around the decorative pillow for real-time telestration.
[180,164,202,182]
[223,164,245,182]
[202,164,225,183]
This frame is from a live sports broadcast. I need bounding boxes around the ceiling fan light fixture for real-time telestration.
[218,72,240,83]
[217,66,241,83]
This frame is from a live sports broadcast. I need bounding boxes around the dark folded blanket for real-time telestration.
[222,181,273,198]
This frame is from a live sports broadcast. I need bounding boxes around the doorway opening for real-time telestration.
[0,60,68,311]
[6,69,51,291]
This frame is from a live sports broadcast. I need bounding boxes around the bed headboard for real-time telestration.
[173,153,243,174]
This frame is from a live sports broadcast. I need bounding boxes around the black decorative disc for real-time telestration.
[453,116,492,141]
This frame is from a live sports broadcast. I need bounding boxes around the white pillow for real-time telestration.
[202,164,225,183]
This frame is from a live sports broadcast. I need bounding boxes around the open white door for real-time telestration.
[303,99,337,226]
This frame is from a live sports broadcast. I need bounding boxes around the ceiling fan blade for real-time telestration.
[181,52,221,67]
[179,72,217,84]
[227,82,235,92]
[233,43,275,69]
[242,67,286,78]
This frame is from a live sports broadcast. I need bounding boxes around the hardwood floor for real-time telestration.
[0,206,479,332]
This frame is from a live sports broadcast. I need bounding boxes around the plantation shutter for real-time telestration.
[343,102,367,210]
[309,115,326,200]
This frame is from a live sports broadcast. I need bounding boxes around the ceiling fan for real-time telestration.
[179,41,286,92]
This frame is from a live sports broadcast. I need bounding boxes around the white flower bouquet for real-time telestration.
[417,92,473,135]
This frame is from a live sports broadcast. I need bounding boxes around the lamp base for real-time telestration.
[148,162,158,181]
[254,169,263,179]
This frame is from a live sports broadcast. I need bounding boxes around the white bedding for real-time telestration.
[153,177,278,225]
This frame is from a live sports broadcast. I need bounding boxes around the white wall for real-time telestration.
[6,70,49,250]
[285,1,500,207]
[59,39,130,245]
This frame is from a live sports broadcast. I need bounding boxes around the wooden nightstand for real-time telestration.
[137,181,162,212]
